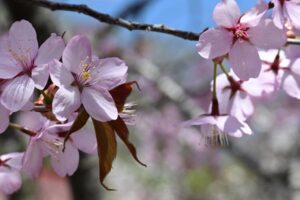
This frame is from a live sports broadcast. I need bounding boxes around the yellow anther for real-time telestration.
[82,69,91,80]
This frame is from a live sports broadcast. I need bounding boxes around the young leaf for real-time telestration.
[92,119,117,191]
[109,117,146,167]
[109,81,137,112]
[63,107,89,150]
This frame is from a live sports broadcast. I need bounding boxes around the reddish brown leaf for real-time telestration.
[109,117,146,167]
[63,107,89,150]
[109,81,138,112]
[92,119,117,191]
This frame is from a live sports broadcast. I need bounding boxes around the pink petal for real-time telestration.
[230,92,254,121]
[229,40,261,81]
[0,37,23,78]
[249,19,286,49]
[240,121,253,135]
[1,75,35,112]
[213,0,240,27]
[272,0,285,29]
[283,74,300,99]
[52,86,81,121]
[285,1,300,29]
[31,64,49,90]
[290,58,300,75]
[197,28,233,59]
[218,115,243,137]
[0,59,22,79]
[180,115,217,127]
[34,33,65,66]
[17,111,47,132]
[0,172,22,194]
[91,57,128,90]
[8,20,38,63]
[215,73,231,114]
[62,35,92,75]
[0,152,24,171]
[49,60,74,87]
[71,126,97,154]
[51,142,79,177]
[240,1,267,27]
[22,138,43,178]
[0,104,9,134]
[81,87,118,121]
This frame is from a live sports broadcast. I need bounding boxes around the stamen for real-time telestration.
[204,125,229,147]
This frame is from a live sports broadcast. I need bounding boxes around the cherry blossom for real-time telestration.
[0,20,65,112]
[271,0,300,29]
[215,69,275,121]
[0,152,24,194]
[49,35,128,122]
[259,49,300,99]
[19,112,96,178]
[197,0,286,80]
[181,114,252,147]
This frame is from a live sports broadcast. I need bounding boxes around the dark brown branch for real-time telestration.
[13,0,202,41]
[11,0,300,45]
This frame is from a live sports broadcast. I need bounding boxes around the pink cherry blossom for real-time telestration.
[259,49,300,99]
[19,112,96,178]
[0,152,24,194]
[215,69,275,121]
[0,20,65,112]
[197,0,286,80]
[181,114,252,147]
[50,35,127,121]
[272,0,300,29]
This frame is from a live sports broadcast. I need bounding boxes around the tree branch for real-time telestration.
[14,0,203,41]
[12,0,300,45]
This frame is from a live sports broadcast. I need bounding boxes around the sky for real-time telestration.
[57,0,258,33]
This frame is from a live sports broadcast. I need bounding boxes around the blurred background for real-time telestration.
[0,0,300,199]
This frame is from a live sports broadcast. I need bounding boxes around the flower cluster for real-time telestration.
[182,0,300,147]
[0,20,144,194]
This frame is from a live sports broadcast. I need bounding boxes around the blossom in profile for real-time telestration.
[50,35,128,122]
[216,70,275,121]
[0,20,65,112]
[197,0,286,80]
[0,152,24,194]
[19,112,96,178]
[181,114,252,147]
[271,0,300,29]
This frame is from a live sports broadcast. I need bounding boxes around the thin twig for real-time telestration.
[13,0,204,41]
[12,0,300,45]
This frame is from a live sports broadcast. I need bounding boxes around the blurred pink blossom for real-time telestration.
[0,152,24,194]
[20,112,96,178]
[272,0,300,29]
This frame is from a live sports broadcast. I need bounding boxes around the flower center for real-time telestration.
[74,56,97,88]
[229,23,250,40]
[0,158,11,168]
[223,76,245,99]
